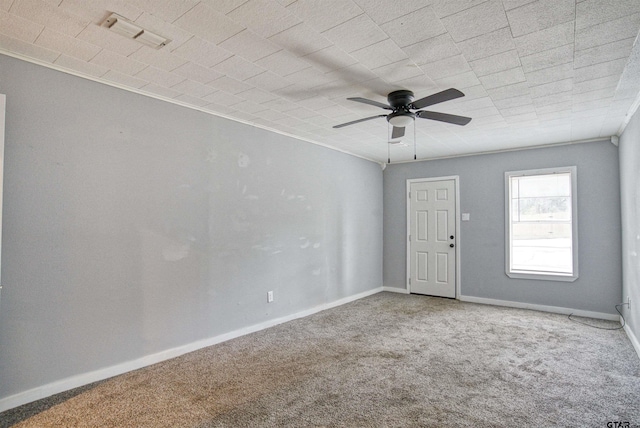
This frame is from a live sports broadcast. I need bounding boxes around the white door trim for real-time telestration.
[406,176,461,298]
[0,94,4,306]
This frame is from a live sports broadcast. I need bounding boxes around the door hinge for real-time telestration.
[408,235,411,242]
[408,191,411,199]
[409,278,411,285]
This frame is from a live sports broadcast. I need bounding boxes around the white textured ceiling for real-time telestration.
[1,0,640,163]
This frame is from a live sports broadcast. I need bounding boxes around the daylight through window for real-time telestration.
[505,167,578,281]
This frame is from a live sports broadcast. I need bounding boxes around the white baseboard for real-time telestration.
[382,286,409,294]
[459,295,620,321]
[623,322,640,361]
[0,287,383,413]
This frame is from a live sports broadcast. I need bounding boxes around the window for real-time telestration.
[505,167,578,281]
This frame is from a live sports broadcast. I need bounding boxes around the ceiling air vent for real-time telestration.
[102,13,170,49]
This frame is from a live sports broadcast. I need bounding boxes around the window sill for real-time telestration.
[506,271,578,282]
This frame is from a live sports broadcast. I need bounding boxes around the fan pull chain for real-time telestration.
[387,123,391,164]
[414,120,417,160]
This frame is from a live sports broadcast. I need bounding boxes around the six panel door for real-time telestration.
[409,179,456,298]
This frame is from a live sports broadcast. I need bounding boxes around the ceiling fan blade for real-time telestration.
[391,126,405,139]
[346,97,393,110]
[416,110,472,126]
[411,88,465,109]
[333,114,387,128]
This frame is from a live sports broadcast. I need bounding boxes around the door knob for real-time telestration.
[450,243,454,248]
[450,235,454,239]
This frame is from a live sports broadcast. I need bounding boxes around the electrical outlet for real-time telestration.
[627,296,631,309]
[267,291,274,303]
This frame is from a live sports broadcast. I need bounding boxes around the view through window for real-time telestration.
[506,167,577,281]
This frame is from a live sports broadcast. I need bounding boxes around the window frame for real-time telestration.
[505,166,578,282]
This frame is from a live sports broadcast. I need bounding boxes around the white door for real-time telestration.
[408,179,456,298]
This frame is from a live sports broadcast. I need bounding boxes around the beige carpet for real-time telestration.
[2,292,639,427]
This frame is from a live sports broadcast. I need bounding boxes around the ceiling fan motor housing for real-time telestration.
[387,90,414,108]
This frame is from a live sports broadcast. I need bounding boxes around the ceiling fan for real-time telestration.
[333,88,472,141]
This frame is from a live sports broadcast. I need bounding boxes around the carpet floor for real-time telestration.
[2,292,639,427]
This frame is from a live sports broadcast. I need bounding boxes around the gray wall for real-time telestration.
[384,141,622,314]
[0,54,383,401]
[619,106,640,346]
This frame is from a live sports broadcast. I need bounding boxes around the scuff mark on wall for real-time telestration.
[231,210,251,232]
[162,243,190,261]
[238,152,250,167]
[252,244,272,251]
[205,148,217,162]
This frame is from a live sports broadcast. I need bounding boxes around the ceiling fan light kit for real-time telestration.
[388,112,414,127]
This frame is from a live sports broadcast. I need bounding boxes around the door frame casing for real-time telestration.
[406,176,461,298]
[0,94,4,307]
